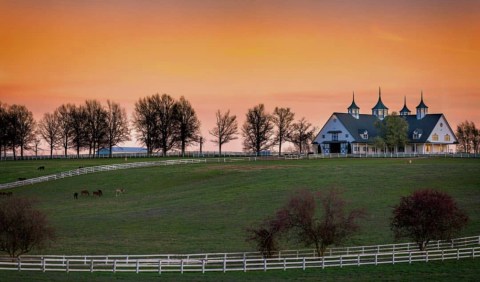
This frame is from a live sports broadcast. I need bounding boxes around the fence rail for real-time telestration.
[1,235,478,272]
[0,159,207,190]
[0,246,477,273]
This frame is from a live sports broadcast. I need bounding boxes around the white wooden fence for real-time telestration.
[0,159,207,190]
[0,236,478,273]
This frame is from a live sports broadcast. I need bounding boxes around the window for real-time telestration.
[360,130,368,140]
[332,133,338,141]
[345,134,349,138]
[432,133,439,141]
[322,135,325,139]
[413,130,422,140]
[444,134,451,141]
[440,122,443,127]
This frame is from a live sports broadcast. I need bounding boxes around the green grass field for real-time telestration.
[0,157,479,280]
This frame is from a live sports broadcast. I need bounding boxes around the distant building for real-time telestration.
[313,89,457,154]
[98,146,148,156]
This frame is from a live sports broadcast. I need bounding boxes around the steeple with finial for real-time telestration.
[348,91,360,119]
[416,91,428,120]
[399,96,411,116]
[372,87,388,120]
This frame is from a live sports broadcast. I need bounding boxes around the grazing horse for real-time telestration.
[93,190,103,197]
[115,188,125,197]
[37,166,45,170]
[81,190,89,196]
[74,192,78,199]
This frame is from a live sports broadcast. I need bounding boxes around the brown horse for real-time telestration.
[81,190,89,196]
[93,190,103,197]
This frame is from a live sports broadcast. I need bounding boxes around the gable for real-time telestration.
[425,115,457,144]
[314,114,355,144]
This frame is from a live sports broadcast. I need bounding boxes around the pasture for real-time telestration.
[0,157,479,280]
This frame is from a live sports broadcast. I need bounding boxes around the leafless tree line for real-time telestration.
[1,96,318,159]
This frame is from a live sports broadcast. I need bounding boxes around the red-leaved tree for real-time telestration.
[0,197,55,258]
[281,189,365,256]
[391,189,468,251]
[246,211,288,258]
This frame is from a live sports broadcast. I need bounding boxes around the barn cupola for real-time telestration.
[347,92,360,119]
[399,96,411,116]
[372,87,388,120]
[416,91,428,120]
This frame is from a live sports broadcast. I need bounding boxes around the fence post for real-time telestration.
[340,256,343,268]
[223,257,226,273]
[202,259,205,274]
[90,259,94,273]
[66,259,69,273]
[457,249,460,260]
[158,260,162,275]
[302,257,306,270]
[357,254,360,266]
[136,259,140,273]
[409,252,412,264]
[113,259,117,273]
[17,257,21,271]
[283,258,287,271]
[264,258,267,272]
[375,253,378,265]
[243,256,247,272]
[441,250,444,261]
[426,251,429,262]
[181,259,184,274]
[392,253,395,264]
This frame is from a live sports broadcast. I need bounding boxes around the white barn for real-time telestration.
[313,89,457,155]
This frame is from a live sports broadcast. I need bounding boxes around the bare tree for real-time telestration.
[0,197,55,258]
[69,105,88,157]
[6,105,36,160]
[84,100,108,157]
[38,112,62,158]
[456,120,479,154]
[391,189,468,251]
[272,107,295,156]
[210,110,238,155]
[173,96,200,156]
[105,100,130,158]
[288,117,316,154]
[246,213,288,258]
[132,96,157,155]
[0,102,8,159]
[152,94,178,156]
[242,104,274,155]
[56,104,75,157]
[281,189,365,256]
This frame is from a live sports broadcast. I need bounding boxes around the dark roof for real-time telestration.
[335,113,380,142]
[333,113,443,143]
[416,94,428,109]
[99,147,148,153]
[372,94,388,110]
[400,97,411,113]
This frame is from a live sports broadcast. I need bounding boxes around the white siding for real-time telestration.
[314,114,355,144]
[426,115,457,144]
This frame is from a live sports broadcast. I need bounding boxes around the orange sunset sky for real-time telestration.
[1,0,479,152]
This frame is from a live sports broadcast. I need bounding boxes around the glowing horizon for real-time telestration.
[1,1,479,152]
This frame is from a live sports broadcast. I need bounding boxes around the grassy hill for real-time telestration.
[0,157,479,280]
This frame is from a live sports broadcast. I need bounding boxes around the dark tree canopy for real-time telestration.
[391,189,468,251]
[272,107,295,156]
[210,110,238,154]
[246,214,287,258]
[0,197,55,258]
[132,96,157,155]
[0,102,9,159]
[242,104,274,155]
[84,100,108,157]
[375,112,409,153]
[69,105,88,157]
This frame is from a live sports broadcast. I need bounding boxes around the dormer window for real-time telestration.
[413,129,422,140]
[360,130,368,140]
